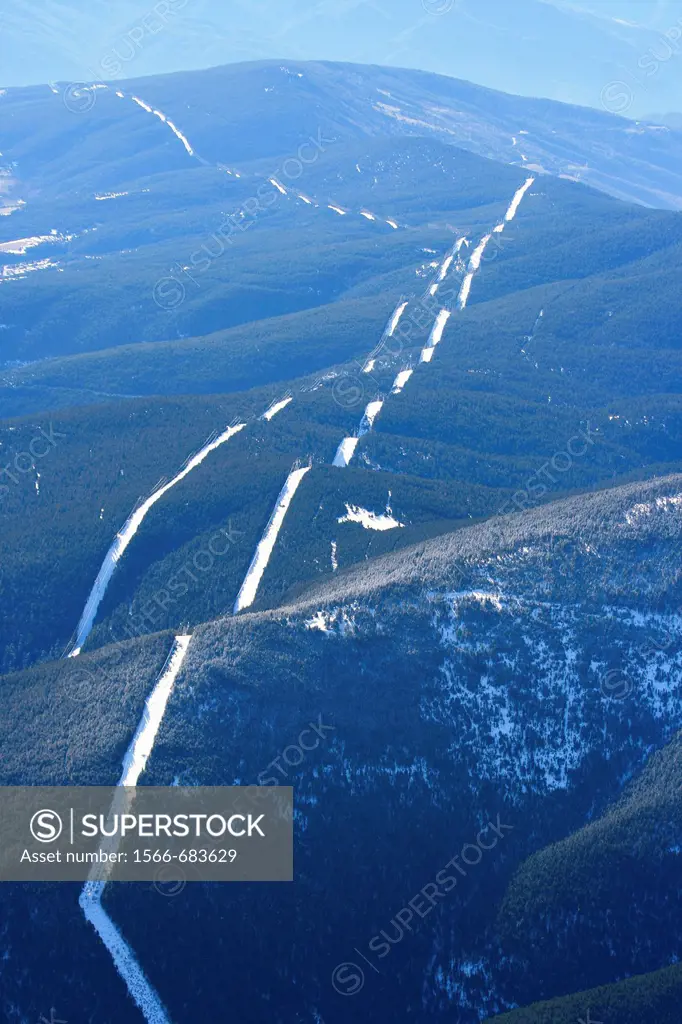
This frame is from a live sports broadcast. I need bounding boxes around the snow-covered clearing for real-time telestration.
[233,465,311,612]
[79,635,191,1024]
[68,424,245,655]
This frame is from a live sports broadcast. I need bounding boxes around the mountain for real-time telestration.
[2,473,681,1021]
[2,0,682,118]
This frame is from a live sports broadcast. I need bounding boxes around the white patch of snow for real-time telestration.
[391,369,413,394]
[359,398,384,435]
[504,176,535,222]
[330,541,338,572]
[79,634,190,1024]
[427,308,451,348]
[337,503,404,531]
[233,465,311,612]
[1,258,60,279]
[333,437,359,468]
[386,300,408,336]
[328,204,347,216]
[261,395,293,421]
[68,424,246,654]
[131,95,153,113]
[0,232,74,255]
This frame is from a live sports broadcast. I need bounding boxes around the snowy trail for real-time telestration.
[262,395,293,421]
[255,175,399,230]
[420,308,451,362]
[68,423,245,656]
[362,300,408,372]
[339,177,536,458]
[125,92,196,158]
[391,368,413,394]
[458,234,493,310]
[458,178,535,311]
[333,437,359,468]
[505,176,535,222]
[80,86,401,231]
[332,397,385,469]
[429,236,468,297]
[386,300,409,337]
[359,398,384,435]
[118,634,192,786]
[79,634,191,1024]
[233,465,311,613]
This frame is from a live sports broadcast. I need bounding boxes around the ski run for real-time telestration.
[68,423,246,656]
[261,395,293,421]
[391,368,413,393]
[429,236,468,297]
[332,437,359,468]
[265,178,399,229]
[79,634,191,1024]
[363,300,408,372]
[129,94,195,156]
[458,177,535,311]
[338,176,535,459]
[505,176,536,222]
[332,397,385,469]
[233,465,312,613]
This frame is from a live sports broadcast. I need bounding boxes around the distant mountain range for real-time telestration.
[3,0,682,117]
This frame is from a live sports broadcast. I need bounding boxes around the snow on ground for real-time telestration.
[233,465,311,612]
[359,398,384,435]
[0,231,74,254]
[386,300,409,336]
[624,493,682,526]
[458,236,491,310]
[420,308,451,361]
[68,423,246,655]
[331,541,338,572]
[504,176,535,222]
[360,301,408,374]
[328,204,347,215]
[131,95,153,113]
[125,93,195,157]
[337,503,404,530]
[79,634,191,1024]
[0,258,60,279]
[469,234,493,272]
[95,192,129,201]
[119,635,192,786]
[261,395,293,421]
[360,210,376,221]
[427,309,451,347]
[430,237,468,296]
[79,889,172,1024]
[333,437,359,468]
[269,178,288,195]
[391,368,413,394]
